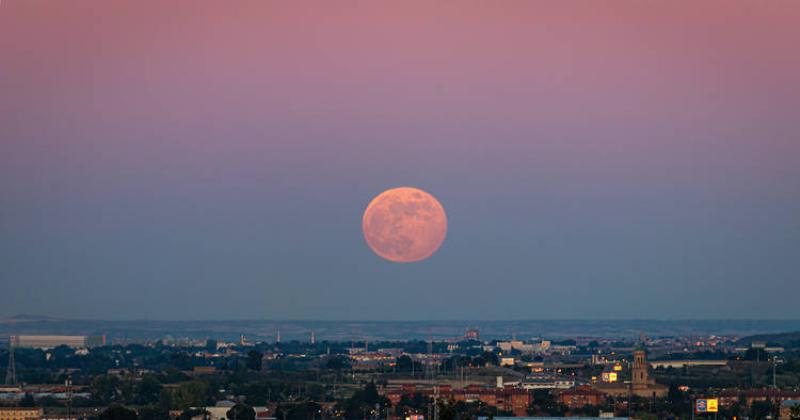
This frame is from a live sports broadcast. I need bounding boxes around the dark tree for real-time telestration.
[227,404,256,420]
[99,405,138,420]
[325,355,350,370]
[744,348,765,361]
[20,393,36,407]
[276,402,322,420]
[437,400,456,420]
[396,355,414,372]
[395,394,430,417]
[173,380,210,410]
[135,375,163,405]
[364,381,380,405]
[137,406,169,420]
[91,374,121,405]
[336,382,390,420]
[246,350,263,371]
[178,409,208,420]
[480,351,499,366]
[751,399,776,419]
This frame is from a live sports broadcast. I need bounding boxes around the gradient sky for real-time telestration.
[1,1,799,321]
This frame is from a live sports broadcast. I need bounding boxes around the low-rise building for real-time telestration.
[557,386,606,408]
[189,402,274,420]
[0,408,43,420]
[0,385,90,402]
[191,366,217,375]
[520,375,575,390]
[499,357,515,367]
[718,389,800,407]
[385,385,533,416]
[649,360,728,369]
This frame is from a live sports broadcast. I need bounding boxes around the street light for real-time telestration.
[65,376,73,420]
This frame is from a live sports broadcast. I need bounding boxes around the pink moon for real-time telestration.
[362,187,448,263]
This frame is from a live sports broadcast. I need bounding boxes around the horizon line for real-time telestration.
[4,315,800,323]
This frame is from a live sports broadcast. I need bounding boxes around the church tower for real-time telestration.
[595,348,667,398]
[631,349,649,387]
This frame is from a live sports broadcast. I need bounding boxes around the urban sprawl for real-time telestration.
[3,329,800,420]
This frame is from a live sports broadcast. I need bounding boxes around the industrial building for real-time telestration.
[11,335,106,349]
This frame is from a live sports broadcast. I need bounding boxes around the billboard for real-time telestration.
[601,372,618,382]
[696,399,718,413]
[708,399,718,412]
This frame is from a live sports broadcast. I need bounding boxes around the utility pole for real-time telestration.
[426,336,433,381]
[773,355,777,388]
[651,391,655,413]
[433,387,440,420]
[626,380,632,418]
[5,336,17,386]
[66,376,73,420]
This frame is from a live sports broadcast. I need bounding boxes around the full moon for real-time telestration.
[362,187,448,263]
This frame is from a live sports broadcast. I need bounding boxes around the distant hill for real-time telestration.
[3,317,800,342]
[0,314,62,324]
[737,331,800,348]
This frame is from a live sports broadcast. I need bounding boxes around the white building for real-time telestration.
[13,335,105,349]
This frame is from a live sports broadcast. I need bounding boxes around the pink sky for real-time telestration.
[1,1,799,320]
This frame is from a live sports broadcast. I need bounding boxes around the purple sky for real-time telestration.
[1,1,799,320]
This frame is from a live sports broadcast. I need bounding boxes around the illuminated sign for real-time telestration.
[696,399,718,413]
[601,372,618,383]
[708,399,718,412]
[696,400,707,412]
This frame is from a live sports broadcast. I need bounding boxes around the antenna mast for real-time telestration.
[5,336,18,386]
